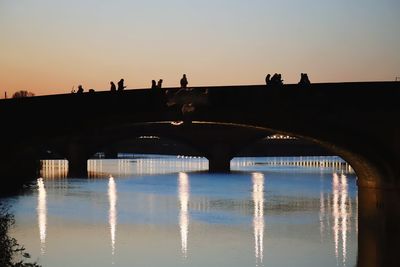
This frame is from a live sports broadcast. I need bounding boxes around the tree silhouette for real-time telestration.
[0,203,41,266]
[12,91,35,98]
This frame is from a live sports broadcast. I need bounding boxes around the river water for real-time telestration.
[7,156,357,267]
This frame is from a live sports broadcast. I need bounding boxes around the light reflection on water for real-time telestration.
[37,178,47,255]
[12,157,357,267]
[252,172,264,265]
[108,176,117,258]
[39,156,353,179]
[178,172,190,258]
[40,160,68,179]
[333,173,350,266]
[88,157,209,177]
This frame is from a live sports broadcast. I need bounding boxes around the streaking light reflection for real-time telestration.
[178,172,190,258]
[332,173,350,266]
[108,176,117,257]
[252,172,265,265]
[37,178,47,255]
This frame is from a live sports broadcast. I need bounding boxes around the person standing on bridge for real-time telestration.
[180,74,188,88]
[77,85,84,93]
[270,73,283,86]
[117,79,126,91]
[151,80,157,90]
[265,74,271,86]
[298,73,311,86]
[110,81,116,92]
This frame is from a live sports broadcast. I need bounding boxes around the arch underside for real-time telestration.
[29,119,396,188]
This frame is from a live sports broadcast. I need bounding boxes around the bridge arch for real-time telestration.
[30,119,393,187]
[198,121,387,189]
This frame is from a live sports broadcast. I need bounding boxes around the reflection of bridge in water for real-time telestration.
[320,173,357,267]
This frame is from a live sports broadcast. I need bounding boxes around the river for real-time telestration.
[6,156,357,267]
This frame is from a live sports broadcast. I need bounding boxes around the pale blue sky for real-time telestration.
[1,0,399,95]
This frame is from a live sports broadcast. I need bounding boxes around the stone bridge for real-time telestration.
[1,81,400,265]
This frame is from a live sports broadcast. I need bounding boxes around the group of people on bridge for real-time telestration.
[74,78,126,94]
[73,74,189,94]
[265,73,311,87]
[110,79,126,92]
[72,73,311,94]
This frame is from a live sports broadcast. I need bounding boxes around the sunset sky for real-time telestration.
[1,0,399,96]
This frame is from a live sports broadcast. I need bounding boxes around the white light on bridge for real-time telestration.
[171,121,184,126]
[266,134,296,140]
[138,136,160,139]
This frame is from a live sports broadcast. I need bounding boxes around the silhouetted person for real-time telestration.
[270,73,278,83]
[77,85,84,93]
[152,79,164,105]
[157,79,163,88]
[298,73,311,86]
[265,74,271,86]
[151,80,157,90]
[278,74,283,84]
[89,89,95,93]
[270,73,283,86]
[117,79,126,91]
[110,81,116,92]
[180,74,188,88]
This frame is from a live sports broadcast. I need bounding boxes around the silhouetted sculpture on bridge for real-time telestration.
[77,85,84,94]
[117,79,126,91]
[180,74,188,88]
[110,81,116,92]
[157,79,163,89]
[298,73,311,86]
[151,80,157,90]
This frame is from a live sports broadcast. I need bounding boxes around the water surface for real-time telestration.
[9,157,357,267]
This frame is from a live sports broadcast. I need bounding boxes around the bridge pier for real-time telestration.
[357,186,400,267]
[208,156,231,172]
[65,143,89,178]
[206,144,232,173]
[68,157,88,178]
